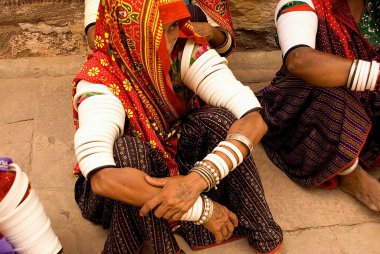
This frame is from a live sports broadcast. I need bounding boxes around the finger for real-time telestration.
[221,225,228,240]
[163,208,180,221]
[225,220,234,240]
[144,176,169,187]
[154,203,172,218]
[228,211,238,227]
[214,232,224,244]
[140,197,162,216]
[171,210,186,221]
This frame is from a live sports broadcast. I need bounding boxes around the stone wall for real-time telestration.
[0,0,278,59]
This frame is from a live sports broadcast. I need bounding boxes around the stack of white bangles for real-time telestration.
[183,134,253,224]
[346,60,380,91]
[0,159,62,253]
[275,0,318,60]
[73,81,126,178]
[181,40,261,119]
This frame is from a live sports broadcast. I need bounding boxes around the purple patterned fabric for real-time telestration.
[75,107,283,254]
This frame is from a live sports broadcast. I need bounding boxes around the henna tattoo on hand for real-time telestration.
[175,182,192,201]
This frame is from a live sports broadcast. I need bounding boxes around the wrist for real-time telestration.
[210,27,227,48]
[187,172,209,192]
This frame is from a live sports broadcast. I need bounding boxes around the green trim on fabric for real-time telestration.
[276,1,309,21]
[359,0,380,47]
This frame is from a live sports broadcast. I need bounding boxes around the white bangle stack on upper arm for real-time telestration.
[84,0,100,32]
[73,81,126,178]
[181,40,261,119]
[275,0,317,59]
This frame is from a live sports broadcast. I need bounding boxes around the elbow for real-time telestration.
[284,47,310,76]
[258,114,268,137]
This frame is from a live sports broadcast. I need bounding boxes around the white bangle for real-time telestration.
[338,158,359,176]
[359,61,370,91]
[276,10,318,58]
[219,141,244,165]
[347,60,357,89]
[215,32,233,55]
[213,146,238,170]
[74,83,126,178]
[84,0,100,29]
[226,133,254,155]
[352,60,363,91]
[183,50,221,87]
[204,153,229,179]
[74,81,114,110]
[180,195,203,221]
[369,62,379,91]
[180,40,196,81]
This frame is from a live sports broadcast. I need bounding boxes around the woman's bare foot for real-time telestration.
[340,166,380,211]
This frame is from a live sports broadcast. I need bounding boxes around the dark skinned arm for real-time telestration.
[285,46,352,87]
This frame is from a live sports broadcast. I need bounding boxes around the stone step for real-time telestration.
[0,50,282,83]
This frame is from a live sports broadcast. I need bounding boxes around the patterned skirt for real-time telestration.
[257,70,380,188]
[74,107,283,254]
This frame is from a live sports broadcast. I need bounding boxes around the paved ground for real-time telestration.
[1,51,380,253]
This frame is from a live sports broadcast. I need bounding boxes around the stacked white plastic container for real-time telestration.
[0,158,62,254]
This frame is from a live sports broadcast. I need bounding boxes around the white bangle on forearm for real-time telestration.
[219,141,243,164]
[180,195,203,221]
[212,146,238,170]
[204,153,229,179]
[84,0,100,29]
[347,60,380,91]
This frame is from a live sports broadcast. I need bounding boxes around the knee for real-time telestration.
[198,107,236,134]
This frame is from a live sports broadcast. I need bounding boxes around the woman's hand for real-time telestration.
[204,201,238,244]
[191,22,226,48]
[139,172,208,220]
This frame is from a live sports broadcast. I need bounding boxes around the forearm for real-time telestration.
[286,47,352,87]
[91,167,161,207]
[215,111,266,168]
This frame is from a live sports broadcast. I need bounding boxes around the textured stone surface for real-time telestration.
[229,0,278,50]
[30,75,77,189]
[0,1,85,58]
[0,0,278,58]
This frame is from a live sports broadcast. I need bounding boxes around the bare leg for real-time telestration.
[340,165,380,211]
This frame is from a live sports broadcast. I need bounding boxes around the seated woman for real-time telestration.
[258,0,380,211]
[84,0,235,56]
[72,0,283,253]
